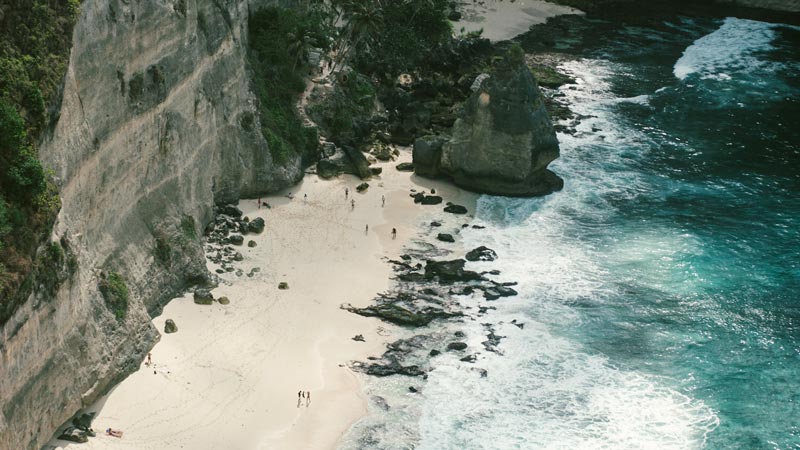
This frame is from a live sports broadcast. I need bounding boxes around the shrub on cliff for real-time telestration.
[99,272,130,321]
[248,6,332,165]
[0,0,79,324]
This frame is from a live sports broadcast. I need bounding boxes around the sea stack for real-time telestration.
[429,45,564,196]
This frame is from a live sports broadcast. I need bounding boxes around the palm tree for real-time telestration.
[333,0,384,71]
[287,30,315,72]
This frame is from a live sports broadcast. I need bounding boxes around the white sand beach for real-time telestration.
[453,0,581,42]
[46,3,580,448]
[49,151,476,450]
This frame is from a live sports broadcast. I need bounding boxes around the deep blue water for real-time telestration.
[343,16,800,450]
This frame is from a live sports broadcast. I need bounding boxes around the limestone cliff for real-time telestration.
[435,48,563,197]
[0,1,302,449]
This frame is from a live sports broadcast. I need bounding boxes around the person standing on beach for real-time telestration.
[306,391,311,407]
[146,352,152,366]
[382,195,385,207]
[351,199,355,210]
[297,390,303,408]
[258,198,261,209]
[365,224,369,234]
[345,188,349,199]
[391,228,397,239]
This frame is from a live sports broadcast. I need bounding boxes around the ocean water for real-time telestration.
[341,16,800,450]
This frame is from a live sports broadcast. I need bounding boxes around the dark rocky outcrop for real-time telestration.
[343,146,372,179]
[193,290,214,305]
[412,135,446,177]
[424,259,484,283]
[447,342,468,351]
[437,233,455,243]
[438,47,564,196]
[247,218,265,234]
[444,204,468,215]
[466,246,497,262]
[164,319,178,333]
[396,162,414,172]
[343,303,457,327]
[420,195,443,205]
[362,361,425,377]
[219,204,243,217]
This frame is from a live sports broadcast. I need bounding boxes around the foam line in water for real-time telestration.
[673,17,778,80]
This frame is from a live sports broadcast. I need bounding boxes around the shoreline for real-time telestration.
[49,151,478,450]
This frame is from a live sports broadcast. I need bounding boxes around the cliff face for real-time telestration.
[0,1,300,449]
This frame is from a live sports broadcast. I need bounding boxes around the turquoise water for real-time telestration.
[343,16,800,450]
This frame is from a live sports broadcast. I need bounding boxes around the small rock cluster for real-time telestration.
[204,204,263,275]
[346,241,518,378]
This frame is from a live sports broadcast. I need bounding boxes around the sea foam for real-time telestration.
[673,18,777,80]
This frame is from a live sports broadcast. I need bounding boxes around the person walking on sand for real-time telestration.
[382,195,385,207]
[146,352,152,366]
[391,228,397,239]
[365,224,369,234]
[345,187,349,199]
[304,193,308,202]
[306,391,311,407]
[351,199,355,210]
[258,198,261,209]
[297,390,303,408]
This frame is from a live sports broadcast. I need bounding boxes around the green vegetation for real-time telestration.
[180,216,196,240]
[0,0,80,322]
[334,0,453,79]
[248,6,331,165]
[530,65,574,88]
[307,71,375,141]
[154,234,172,267]
[98,271,130,321]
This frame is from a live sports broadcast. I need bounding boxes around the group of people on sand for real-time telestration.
[297,390,312,408]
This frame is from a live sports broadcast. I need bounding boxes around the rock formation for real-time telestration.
[415,46,564,197]
[0,1,301,449]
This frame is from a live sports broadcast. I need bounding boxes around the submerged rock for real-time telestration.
[447,342,468,351]
[439,46,563,196]
[437,233,455,243]
[466,246,497,262]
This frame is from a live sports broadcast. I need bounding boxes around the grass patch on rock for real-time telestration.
[99,271,130,321]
